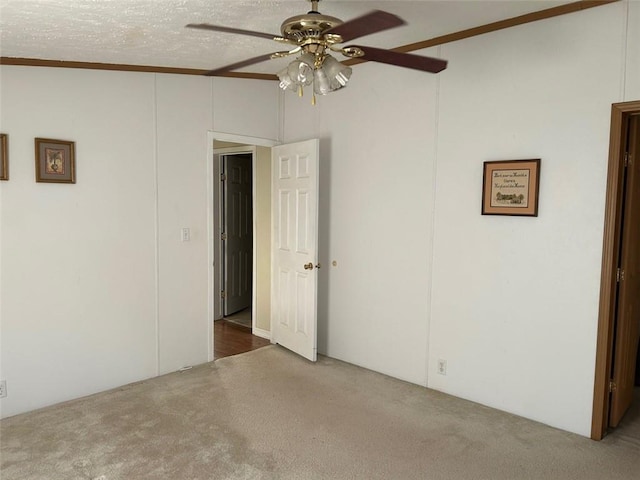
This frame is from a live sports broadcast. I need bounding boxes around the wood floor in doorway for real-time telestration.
[214,319,270,360]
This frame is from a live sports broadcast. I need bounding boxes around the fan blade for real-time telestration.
[204,53,279,76]
[204,47,302,76]
[323,10,405,43]
[349,45,447,73]
[186,23,280,41]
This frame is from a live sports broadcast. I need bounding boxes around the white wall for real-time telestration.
[283,1,636,436]
[1,1,637,438]
[284,54,441,386]
[155,74,212,374]
[429,3,625,436]
[0,68,158,417]
[626,0,640,100]
[212,77,281,140]
[0,66,279,417]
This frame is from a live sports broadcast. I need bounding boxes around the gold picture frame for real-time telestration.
[482,159,541,216]
[35,138,76,184]
[0,134,8,181]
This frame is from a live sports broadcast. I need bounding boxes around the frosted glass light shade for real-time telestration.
[278,52,316,91]
[313,55,352,95]
[287,53,315,86]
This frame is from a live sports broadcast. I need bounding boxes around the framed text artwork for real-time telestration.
[0,134,7,181]
[482,159,541,217]
[35,138,76,184]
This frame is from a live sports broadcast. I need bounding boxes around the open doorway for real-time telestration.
[592,101,640,440]
[208,135,322,363]
[220,151,253,329]
[209,134,277,360]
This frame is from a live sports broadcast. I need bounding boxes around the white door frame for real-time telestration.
[207,131,279,362]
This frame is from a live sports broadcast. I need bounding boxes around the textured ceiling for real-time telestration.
[0,0,569,74]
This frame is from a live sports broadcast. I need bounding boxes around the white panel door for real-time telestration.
[271,139,319,362]
[223,153,253,315]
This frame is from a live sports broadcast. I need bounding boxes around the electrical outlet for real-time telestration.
[0,380,7,398]
[437,359,447,376]
[181,227,191,242]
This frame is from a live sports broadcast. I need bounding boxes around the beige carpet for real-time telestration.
[1,345,639,480]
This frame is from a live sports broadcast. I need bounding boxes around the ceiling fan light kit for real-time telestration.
[187,0,447,104]
[277,52,352,103]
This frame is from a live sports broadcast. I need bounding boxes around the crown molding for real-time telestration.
[0,0,619,78]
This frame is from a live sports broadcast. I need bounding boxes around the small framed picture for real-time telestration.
[35,138,76,183]
[482,159,541,217]
[0,134,8,181]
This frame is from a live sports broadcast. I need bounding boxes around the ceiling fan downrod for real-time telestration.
[308,0,320,14]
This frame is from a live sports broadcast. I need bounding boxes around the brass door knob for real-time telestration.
[304,262,314,270]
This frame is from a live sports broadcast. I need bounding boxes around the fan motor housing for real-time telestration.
[280,13,343,42]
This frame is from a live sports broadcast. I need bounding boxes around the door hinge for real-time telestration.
[221,232,227,241]
[220,290,226,299]
[221,173,227,182]
[609,380,617,393]
[624,152,631,167]
[616,268,625,282]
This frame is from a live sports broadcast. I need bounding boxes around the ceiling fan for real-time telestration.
[186,0,448,103]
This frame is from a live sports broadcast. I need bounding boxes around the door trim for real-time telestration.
[591,100,640,440]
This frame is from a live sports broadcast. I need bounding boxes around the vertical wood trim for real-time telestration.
[592,100,640,440]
